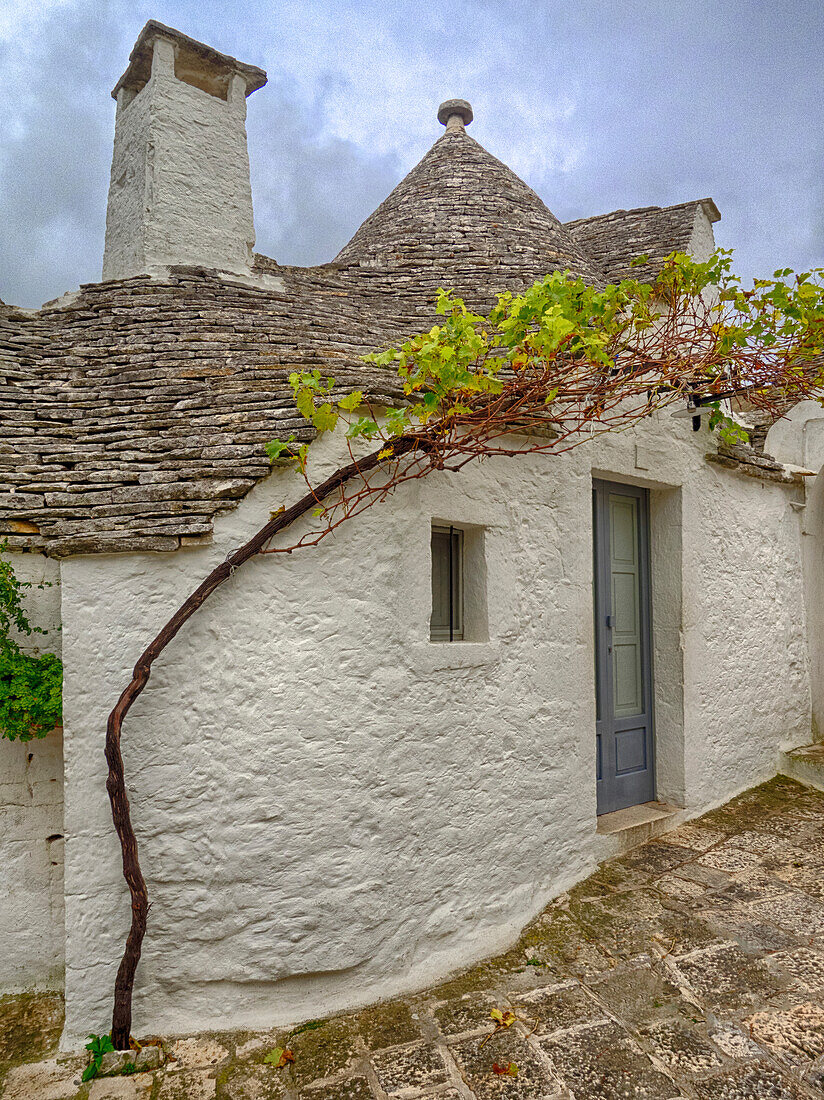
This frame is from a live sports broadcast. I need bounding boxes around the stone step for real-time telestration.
[595,799,684,856]
[779,743,824,793]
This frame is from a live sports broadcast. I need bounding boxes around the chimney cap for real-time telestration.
[111,20,267,100]
[437,99,473,127]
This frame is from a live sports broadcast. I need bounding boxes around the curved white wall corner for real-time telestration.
[802,469,824,740]
[764,400,824,471]
[0,551,65,992]
[680,462,810,798]
[766,401,824,742]
[57,416,810,1046]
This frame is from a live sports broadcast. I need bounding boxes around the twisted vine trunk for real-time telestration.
[105,439,417,1047]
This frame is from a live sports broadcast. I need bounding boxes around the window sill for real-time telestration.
[410,641,500,673]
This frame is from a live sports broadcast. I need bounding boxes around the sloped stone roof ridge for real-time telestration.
[1,122,734,558]
[566,199,720,284]
[0,268,421,558]
[333,127,607,296]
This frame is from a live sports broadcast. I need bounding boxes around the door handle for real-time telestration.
[606,615,613,629]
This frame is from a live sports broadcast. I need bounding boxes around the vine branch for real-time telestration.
[104,251,824,1047]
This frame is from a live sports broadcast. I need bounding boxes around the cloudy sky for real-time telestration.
[1,0,822,308]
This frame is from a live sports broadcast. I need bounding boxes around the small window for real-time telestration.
[430,525,463,641]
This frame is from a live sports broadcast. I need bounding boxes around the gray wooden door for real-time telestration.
[593,480,654,814]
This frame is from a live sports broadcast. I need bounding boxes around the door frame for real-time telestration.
[593,478,656,815]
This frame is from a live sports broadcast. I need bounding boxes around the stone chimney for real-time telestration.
[102,21,267,281]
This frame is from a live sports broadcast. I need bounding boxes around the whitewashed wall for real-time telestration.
[764,402,824,739]
[58,415,811,1044]
[802,469,824,740]
[0,551,64,992]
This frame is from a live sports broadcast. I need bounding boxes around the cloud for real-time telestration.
[0,0,74,43]
[0,1,126,306]
[247,75,402,266]
[1,0,822,307]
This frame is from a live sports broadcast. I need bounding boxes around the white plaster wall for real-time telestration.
[680,469,810,802]
[103,39,255,281]
[764,401,824,740]
[765,400,824,470]
[0,552,64,992]
[648,484,685,805]
[58,415,810,1044]
[687,204,719,264]
[802,470,824,739]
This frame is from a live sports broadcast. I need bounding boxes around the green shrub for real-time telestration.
[0,541,62,741]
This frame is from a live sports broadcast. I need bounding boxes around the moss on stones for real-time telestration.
[429,966,497,1001]
[216,1061,286,1098]
[356,1001,421,1050]
[0,990,63,1075]
[285,1015,360,1086]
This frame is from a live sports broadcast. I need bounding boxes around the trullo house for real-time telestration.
[1,21,823,1044]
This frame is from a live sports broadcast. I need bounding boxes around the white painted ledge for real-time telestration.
[409,641,500,673]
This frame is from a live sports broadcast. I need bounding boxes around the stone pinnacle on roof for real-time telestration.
[437,99,474,132]
[333,100,605,293]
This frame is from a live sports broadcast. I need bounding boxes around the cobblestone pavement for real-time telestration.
[5,776,824,1099]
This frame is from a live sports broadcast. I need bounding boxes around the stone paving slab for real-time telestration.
[4,776,824,1099]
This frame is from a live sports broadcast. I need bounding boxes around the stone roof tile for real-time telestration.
[334,126,606,296]
[565,199,720,283]
[1,126,726,557]
[0,266,441,557]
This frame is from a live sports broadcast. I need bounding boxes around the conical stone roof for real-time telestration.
[334,113,605,305]
[0,95,723,557]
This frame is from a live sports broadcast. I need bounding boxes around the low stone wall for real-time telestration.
[0,728,64,992]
